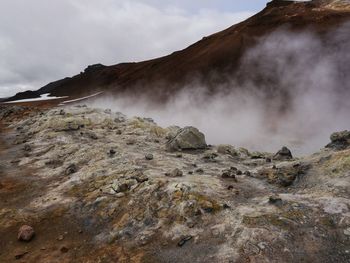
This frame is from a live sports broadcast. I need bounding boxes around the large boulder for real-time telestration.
[166,126,207,152]
[326,130,350,150]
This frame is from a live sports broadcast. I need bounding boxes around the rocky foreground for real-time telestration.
[0,105,349,263]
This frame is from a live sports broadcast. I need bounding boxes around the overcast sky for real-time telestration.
[0,0,267,98]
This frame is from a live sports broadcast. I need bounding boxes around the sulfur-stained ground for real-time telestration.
[0,105,349,263]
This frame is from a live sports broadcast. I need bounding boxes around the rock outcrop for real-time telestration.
[326,130,350,150]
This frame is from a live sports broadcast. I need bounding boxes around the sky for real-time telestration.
[0,0,267,98]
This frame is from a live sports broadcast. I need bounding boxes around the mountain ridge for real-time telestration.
[4,0,350,102]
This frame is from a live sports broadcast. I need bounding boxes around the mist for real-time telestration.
[87,24,350,156]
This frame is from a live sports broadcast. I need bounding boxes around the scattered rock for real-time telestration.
[112,183,129,193]
[17,225,35,242]
[244,171,251,177]
[195,168,204,174]
[221,168,238,181]
[109,149,117,156]
[326,130,350,150]
[65,164,78,175]
[165,168,183,177]
[217,144,239,157]
[274,146,293,161]
[57,235,64,241]
[258,163,309,187]
[145,153,154,160]
[130,170,149,183]
[166,126,207,152]
[269,196,282,205]
[23,144,31,152]
[203,152,218,162]
[60,246,69,253]
[177,236,192,247]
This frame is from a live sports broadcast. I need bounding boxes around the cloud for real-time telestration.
[0,0,253,97]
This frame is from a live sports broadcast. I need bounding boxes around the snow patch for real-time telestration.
[4,93,68,104]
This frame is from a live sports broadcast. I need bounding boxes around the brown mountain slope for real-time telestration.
[6,0,350,102]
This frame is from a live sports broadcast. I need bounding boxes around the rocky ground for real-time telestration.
[0,104,349,263]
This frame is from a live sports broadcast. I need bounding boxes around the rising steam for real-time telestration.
[88,23,350,155]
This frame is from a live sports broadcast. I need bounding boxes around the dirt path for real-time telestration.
[0,115,127,262]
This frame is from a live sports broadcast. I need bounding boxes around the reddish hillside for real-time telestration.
[5,0,350,102]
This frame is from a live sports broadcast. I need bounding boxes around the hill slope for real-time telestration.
[5,0,350,102]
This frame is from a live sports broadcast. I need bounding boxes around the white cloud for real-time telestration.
[0,0,253,97]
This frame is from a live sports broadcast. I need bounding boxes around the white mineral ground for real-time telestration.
[0,105,349,262]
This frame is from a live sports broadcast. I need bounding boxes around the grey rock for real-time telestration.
[165,168,183,177]
[166,126,207,152]
[145,153,154,160]
[274,146,293,161]
[221,167,238,181]
[66,164,78,175]
[326,130,350,150]
[217,145,239,157]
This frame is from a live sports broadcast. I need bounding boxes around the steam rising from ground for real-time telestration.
[89,24,350,155]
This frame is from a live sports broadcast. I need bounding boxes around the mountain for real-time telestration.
[5,0,350,102]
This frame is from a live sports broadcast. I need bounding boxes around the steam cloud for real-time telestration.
[88,23,350,155]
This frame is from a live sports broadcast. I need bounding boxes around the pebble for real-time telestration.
[178,236,192,247]
[17,225,35,242]
[145,153,154,160]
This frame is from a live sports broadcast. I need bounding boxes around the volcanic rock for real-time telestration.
[274,146,293,161]
[326,130,350,150]
[17,225,35,242]
[166,126,207,152]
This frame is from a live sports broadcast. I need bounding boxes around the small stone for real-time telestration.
[269,196,282,205]
[60,246,69,253]
[17,225,35,242]
[236,170,242,175]
[23,144,31,152]
[177,236,192,247]
[145,153,154,160]
[165,168,183,177]
[57,235,64,241]
[244,171,251,176]
[223,204,231,209]
[176,153,183,158]
[65,164,78,175]
[227,185,234,190]
[195,168,204,174]
[221,168,237,181]
[109,149,116,156]
[113,183,129,193]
